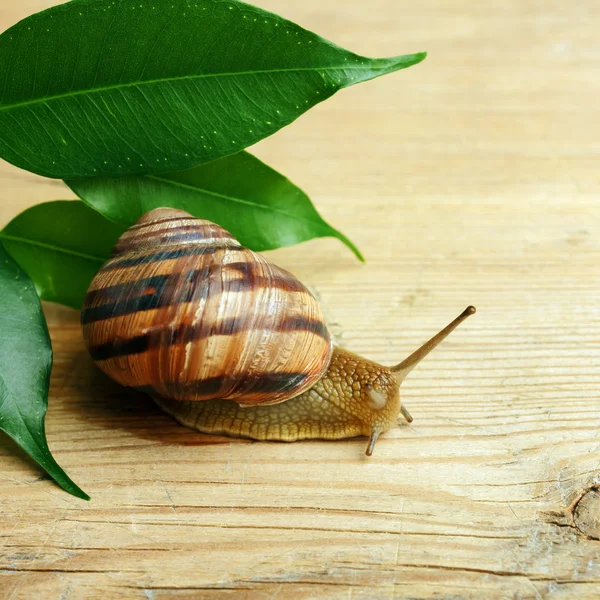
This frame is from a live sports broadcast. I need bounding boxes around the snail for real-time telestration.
[82,208,475,455]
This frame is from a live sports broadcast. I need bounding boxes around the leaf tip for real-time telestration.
[352,245,366,263]
[335,231,365,262]
[70,486,91,501]
[344,50,429,88]
[387,50,428,71]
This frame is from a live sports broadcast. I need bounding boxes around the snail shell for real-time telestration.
[82,208,333,407]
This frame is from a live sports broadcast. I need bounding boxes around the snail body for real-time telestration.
[82,208,475,455]
[155,346,402,454]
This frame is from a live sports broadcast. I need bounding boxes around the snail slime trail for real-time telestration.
[83,208,476,455]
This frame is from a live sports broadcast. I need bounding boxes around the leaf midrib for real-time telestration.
[0,232,109,263]
[0,62,397,113]
[147,174,333,233]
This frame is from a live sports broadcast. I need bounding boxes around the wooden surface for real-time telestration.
[1,1,600,598]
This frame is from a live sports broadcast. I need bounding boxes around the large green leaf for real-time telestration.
[0,0,425,179]
[0,243,89,499]
[0,201,125,309]
[66,151,363,259]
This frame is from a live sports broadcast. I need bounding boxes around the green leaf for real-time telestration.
[0,201,125,309]
[66,151,363,260]
[0,242,89,500]
[0,0,426,179]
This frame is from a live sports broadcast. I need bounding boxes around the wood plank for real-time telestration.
[1,0,599,598]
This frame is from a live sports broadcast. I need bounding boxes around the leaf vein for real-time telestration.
[146,174,333,232]
[0,64,388,113]
[0,233,107,264]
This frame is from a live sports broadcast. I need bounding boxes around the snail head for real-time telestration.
[364,305,476,456]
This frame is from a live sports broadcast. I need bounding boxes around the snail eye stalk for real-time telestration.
[365,430,379,456]
[391,306,476,383]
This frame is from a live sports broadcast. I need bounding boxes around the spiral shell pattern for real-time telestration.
[82,208,333,406]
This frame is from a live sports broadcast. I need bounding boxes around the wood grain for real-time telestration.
[1,0,600,598]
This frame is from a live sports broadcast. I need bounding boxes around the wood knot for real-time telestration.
[572,487,600,540]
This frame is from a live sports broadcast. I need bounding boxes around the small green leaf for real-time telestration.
[66,151,363,260]
[0,201,125,309]
[0,0,425,179]
[0,242,89,500]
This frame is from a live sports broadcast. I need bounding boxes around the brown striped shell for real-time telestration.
[82,208,333,407]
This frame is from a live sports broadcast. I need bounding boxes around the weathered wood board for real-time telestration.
[1,0,599,598]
